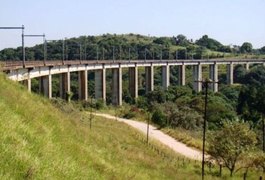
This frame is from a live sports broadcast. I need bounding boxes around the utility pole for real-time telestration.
[102,47,104,60]
[119,45,122,60]
[195,78,218,180]
[113,46,115,63]
[96,46,99,62]
[129,47,131,62]
[160,49,163,61]
[89,96,93,129]
[62,39,65,64]
[45,39,59,62]
[0,25,25,66]
[24,34,46,63]
[79,43,82,63]
[147,112,151,144]
[261,114,265,153]
[145,48,147,62]
[84,39,87,60]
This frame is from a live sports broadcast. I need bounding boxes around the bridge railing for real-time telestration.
[2,59,265,71]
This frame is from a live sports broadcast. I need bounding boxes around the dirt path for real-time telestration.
[94,113,203,161]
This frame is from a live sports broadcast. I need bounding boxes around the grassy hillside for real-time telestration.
[0,73,205,179]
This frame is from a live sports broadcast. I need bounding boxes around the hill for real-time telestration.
[0,33,244,61]
[0,73,206,179]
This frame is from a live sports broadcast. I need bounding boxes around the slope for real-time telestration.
[0,73,204,179]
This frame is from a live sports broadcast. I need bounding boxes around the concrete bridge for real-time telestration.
[2,59,265,105]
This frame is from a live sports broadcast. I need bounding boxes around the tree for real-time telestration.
[175,34,190,46]
[195,35,224,51]
[240,42,253,53]
[260,46,265,54]
[151,106,167,127]
[237,66,265,126]
[209,121,257,177]
[233,65,247,83]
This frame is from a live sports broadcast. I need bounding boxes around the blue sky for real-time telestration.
[0,0,264,50]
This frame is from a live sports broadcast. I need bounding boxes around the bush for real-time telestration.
[151,109,166,127]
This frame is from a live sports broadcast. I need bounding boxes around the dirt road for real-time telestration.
[94,113,203,161]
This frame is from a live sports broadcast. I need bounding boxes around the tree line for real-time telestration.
[1,33,264,61]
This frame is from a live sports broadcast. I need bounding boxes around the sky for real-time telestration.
[0,0,265,50]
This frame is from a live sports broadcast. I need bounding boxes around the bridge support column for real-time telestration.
[78,71,88,101]
[193,64,202,92]
[129,66,138,98]
[95,68,106,102]
[112,67,122,106]
[39,75,52,99]
[162,65,170,90]
[227,63,234,85]
[59,72,70,100]
[245,63,250,71]
[178,65,185,86]
[22,78,31,92]
[145,65,154,93]
[209,64,218,92]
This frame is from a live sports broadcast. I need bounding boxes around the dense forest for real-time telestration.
[1,33,265,61]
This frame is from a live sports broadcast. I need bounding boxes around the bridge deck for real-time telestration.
[1,59,265,71]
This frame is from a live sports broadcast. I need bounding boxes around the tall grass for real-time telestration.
[0,73,263,179]
[0,74,201,179]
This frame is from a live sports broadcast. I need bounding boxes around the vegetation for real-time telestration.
[0,33,263,61]
[1,33,265,178]
[0,73,201,179]
[208,121,257,177]
[95,64,265,178]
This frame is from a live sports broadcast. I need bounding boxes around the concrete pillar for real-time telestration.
[209,64,218,92]
[78,70,88,101]
[193,64,202,92]
[95,68,106,101]
[59,72,70,100]
[162,65,170,89]
[227,63,234,85]
[39,75,52,99]
[129,66,138,98]
[178,65,186,86]
[112,67,122,106]
[245,63,250,71]
[145,65,154,93]
[22,73,31,92]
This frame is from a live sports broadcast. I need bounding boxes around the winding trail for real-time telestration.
[94,112,203,161]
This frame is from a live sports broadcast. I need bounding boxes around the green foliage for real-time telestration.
[167,105,203,130]
[209,121,257,177]
[151,107,167,127]
[174,34,190,47]
[219,85,240,107]
[207,95,237,129]
[0,33,242,61]
[260,46,265,54]
[1,73,205,179]
[145,87,166,104]
[237,66,265,126]
[240,42,253,53]
[195,35,230,52]
[234,65,247,83]
[136,96,148,109]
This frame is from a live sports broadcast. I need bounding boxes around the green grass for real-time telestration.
[0,73,204,179]
[0,73,264,179]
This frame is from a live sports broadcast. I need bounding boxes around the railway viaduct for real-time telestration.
[2,59,265,105]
